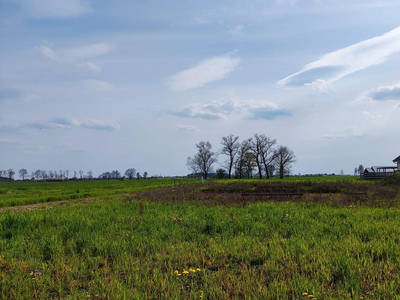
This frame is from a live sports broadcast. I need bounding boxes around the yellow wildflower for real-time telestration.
[196,268,201,271]
[174,270,179,274]
[285,214,289,217]
[308,295,314,298]
[29,272,33,276]
[31,278,35,280]
[189,268,195,273]
[302,293,308,296]
[183,270,189,274]
[177,273,182,276]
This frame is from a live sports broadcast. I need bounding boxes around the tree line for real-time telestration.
[186,134,296,180]
[0,168,149,181]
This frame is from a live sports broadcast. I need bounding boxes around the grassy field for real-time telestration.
[1,178,400,299]
[0,179,200,208]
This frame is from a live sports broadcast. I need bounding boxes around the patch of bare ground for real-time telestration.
[0,197,97,212]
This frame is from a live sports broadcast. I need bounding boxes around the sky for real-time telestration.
[1,0,400,177]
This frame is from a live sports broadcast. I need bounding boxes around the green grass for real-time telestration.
[0,179,198,208]
[1,178,399,299]
[0,176,361,208]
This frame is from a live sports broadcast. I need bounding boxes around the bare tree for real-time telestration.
[259,135,277,179]
[186,141,218,179]
[35,169,41,179]
[74,171,77,179]
[49,170,54,179]
[19,169,28,180]
[235,139,251,179]
[7,169,15,180]
[125,168,136,180]
[66,170,69,179]
[357,165,364,175]
[87,171,93,179]
[250,134,264,179]
[40,170,47,179]
[79,170,84,179]
[244,152,256,179]
[136,172,141,179]
[143,171,148,179]
[220,134,240,179]
[274,146,296,179]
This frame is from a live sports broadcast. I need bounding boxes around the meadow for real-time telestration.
[1,177,400,299]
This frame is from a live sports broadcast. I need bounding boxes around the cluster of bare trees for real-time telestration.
[0,169,15,180]
[99,169,148,180]
[187,134,296,179]
[0,169,93,180]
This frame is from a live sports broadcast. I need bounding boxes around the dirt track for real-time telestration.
[0,197,96,212]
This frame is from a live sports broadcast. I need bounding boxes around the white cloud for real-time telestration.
[322,126,367,139]
[81,80,114,91]
[1,115,120,132]
[18,0,90,19]
[0,138,25,144]
[303,79,329,92]
[278,26,400,87]
[362,111,382,118]
[359,82,400,102]
[168,52,240,91]
[169,99,292,120]
[177,124,201,132]
[34,46,58,60]
[35,43,113,62]
[227,25,246,36]
[77,62,102,72]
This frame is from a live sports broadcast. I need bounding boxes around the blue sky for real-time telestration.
[1,0,400,177]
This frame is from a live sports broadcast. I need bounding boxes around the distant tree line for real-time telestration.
[186,134,296,180]
[0,168,149,181]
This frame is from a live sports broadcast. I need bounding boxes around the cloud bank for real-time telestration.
[169,99,292,120]
[168,53,240,91]
[278,26,400,87]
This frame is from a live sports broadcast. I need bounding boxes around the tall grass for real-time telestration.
[1,192,400,299]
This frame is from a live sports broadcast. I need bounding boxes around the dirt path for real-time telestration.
[0,197,96,212]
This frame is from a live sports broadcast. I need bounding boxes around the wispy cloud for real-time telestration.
[1,115,120,132]
[168,52,240,91]
[169,99,292,121]
[322,126,367,139]
[278,26,400,88]
[17,0,90,19]
[35,43,113,63]
[77,62,102,73]
[362,111,382,118]
[81,80,114,91]
[177,124,201,132]
[0,88,39,103]
[227,25,246,36]
[0,138,25,144]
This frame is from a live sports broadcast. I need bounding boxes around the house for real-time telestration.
[361,155,399,179]
[393,155,400,171]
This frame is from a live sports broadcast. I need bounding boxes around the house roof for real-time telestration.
[393,155,400,163]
